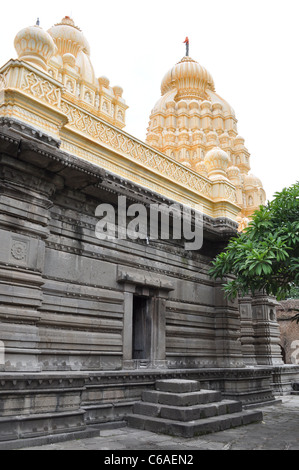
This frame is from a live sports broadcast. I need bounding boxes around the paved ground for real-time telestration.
[22,395,299,451]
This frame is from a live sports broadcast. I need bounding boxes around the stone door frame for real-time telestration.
[117,266,174,370]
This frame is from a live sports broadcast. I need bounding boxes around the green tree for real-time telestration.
[287,285,299,299]
[209,182,299,306]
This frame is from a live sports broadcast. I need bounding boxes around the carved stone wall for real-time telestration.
[0,121,286,376]
[0,121,295,447]
[239,294,284,367]
[0,121,242,375]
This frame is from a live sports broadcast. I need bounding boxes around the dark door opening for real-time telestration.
[132,296,151,360]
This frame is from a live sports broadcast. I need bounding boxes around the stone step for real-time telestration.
[142,389,222,407]
[127,409,263,438]
[155,379,201,394]
[133,399,243,422]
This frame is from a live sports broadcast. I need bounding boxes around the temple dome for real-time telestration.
[195,160,209,177]
[227,165,241,185]
[145,45,266,220]
[14,24,57,71]
[204,147,229,179]
[48,16,90,56]
[244,173,263,189]
[48,16,97,86]
[161,56,215,100]
[227,165,241,178]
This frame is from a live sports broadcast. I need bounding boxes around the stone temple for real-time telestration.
[0,17,298,447]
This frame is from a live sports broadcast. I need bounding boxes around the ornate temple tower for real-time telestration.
[0,17,292,448]
[146,51,266,223]
[13,17,128,130]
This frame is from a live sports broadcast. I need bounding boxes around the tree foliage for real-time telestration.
[209,182,299,301]
[287,285,299,299]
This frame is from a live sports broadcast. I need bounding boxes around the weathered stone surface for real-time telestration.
[127,410,263,439]
[142,389,222,407]
[0,372,88,443]
[155,379,201,393]
[0,121,295,446]
[133,399,242,421]
[127,382,263,438]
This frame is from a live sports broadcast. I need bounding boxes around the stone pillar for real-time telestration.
[239,295,257,366]
[0,151,63,372]
[122,287,134,366]
[151,292,167,368]
[251,292,284,366]
[214,280,244,368]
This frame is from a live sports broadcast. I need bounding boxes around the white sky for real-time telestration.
[1,0,299,201]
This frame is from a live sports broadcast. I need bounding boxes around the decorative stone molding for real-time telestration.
[0,74,7,91]
[21,71,61,107]
[117,266,175,292]
[60,100,212,195]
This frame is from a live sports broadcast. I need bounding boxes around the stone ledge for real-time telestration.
[0,409,86,444]
[127,410,263,439]
[142,389,222,407]
[155,379,201,394]
[0,425,101,450]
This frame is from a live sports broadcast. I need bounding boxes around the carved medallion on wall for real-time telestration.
[10,239,28,263]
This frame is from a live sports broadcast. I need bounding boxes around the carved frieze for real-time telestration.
[0,74,7,91]
[60,101,213,199]
[0,165,57,198]
[21,71,61,107]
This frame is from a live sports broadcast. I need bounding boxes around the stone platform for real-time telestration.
[18,395,299,450]
[126,379,263,438]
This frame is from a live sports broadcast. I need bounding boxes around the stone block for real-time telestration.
[241,410,263,425]
[142,391,159,404]
[155,379,200,394]
[230,413,243,428]
[139,399,243,422]
[225,400,243,414]
[164,405,199,422]
[142,389,222,407]
[102,389,125,401]
[126,414,146,431]
[127,413,249,439]
[133,402,161,418]
[0,418,18,442]
[0,410,86,442]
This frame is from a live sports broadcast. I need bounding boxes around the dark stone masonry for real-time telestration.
[0,119,298,448]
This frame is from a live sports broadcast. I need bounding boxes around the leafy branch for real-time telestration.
[209,181,299,302]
